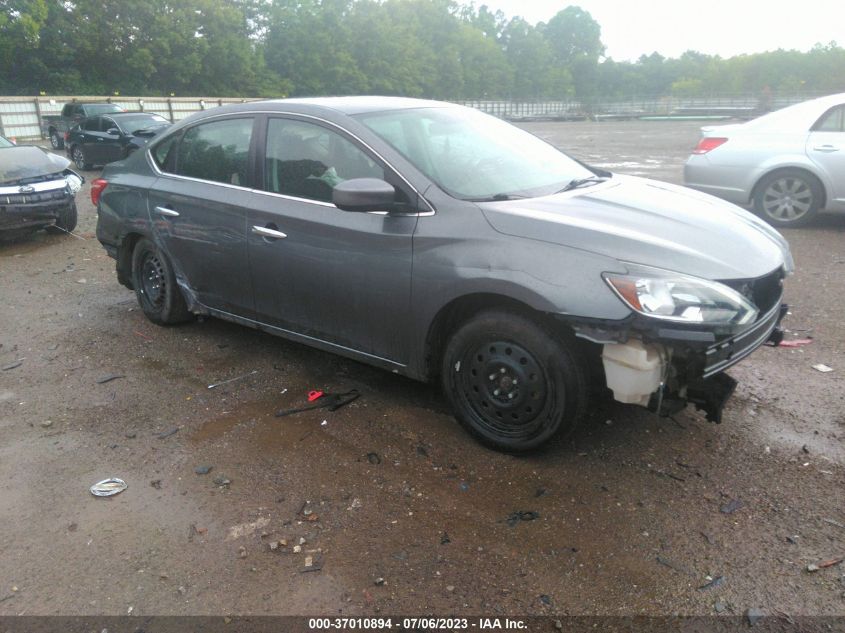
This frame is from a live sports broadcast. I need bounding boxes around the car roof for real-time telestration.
[747,92,845,129]
[263,96,451,115]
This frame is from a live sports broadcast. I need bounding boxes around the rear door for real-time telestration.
[246,115,418,362]
[807,104,845,206]
[147,116,258,317]
[80,117,105,163]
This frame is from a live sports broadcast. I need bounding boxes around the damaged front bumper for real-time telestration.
[0,173,81,232]
[567,297,788,425]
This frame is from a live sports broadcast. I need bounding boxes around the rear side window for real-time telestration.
[152,134,179,172]
[82,117,101,132]
[176,118,253,186]
[814,106,844,132]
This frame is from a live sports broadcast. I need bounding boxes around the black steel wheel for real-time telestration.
[441,310,587,452]
[71,146,92,170]
[130,238,191,325]
[50,129,64,149]
[753,169,822,228]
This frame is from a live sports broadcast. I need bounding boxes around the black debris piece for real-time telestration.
[194,465,213,475]
[720,499,744,514]
[506,511,540,527]
[96,374,125,384]
[366,452,381,465]
[276,389,360,417]
[157,427,179,439]
[440,532,451,545]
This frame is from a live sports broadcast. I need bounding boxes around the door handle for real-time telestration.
[813,145,839,152]
[252,225,287,239]
[154,206,180,217]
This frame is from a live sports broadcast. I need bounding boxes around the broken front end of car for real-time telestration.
[0,146,83,234]
[566,263,788,423]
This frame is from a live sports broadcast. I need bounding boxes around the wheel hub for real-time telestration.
[141,253,166,307]
[462,341,548,430]
[763,177,811,220]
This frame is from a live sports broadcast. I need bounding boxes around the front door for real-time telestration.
[807,104,845,206]
[247,116,418,363]
[147,116,257,317]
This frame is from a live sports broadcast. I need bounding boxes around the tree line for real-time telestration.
[2,0,844,101]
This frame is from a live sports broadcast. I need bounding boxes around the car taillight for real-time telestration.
[64,131,70,141]
[692,137,728,154]
[91,178,108,206]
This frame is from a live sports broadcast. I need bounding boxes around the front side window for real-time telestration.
[176,118,253,186]
[356,106,594,200]
[264,118,384,203]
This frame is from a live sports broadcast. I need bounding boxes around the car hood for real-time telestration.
[0,146,71,184]
[478,175,790,280]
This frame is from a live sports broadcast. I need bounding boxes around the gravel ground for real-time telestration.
[1,120,843,617]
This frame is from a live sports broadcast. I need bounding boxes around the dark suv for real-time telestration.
[95,97,792,451]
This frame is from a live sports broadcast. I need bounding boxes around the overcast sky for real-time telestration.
[477,0,844,61]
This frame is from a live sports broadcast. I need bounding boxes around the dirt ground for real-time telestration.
[1,120,843,618]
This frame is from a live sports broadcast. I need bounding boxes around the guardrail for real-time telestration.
[0,96,257,141]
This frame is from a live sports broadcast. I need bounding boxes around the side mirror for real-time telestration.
[107,127,121,136]
[333,178,395,212]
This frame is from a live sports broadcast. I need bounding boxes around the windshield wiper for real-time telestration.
[557,176,609,193]
[470,193,528,202]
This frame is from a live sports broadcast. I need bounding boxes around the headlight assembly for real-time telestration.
[604,266,758,326]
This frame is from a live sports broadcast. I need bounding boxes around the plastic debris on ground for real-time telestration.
[207,370,258,389]
[812,364,833,373]
[778,338,813,348]
[275,389,361,417]
[806,557,843,572]
[90,477,128,497]
[698,575,725,591]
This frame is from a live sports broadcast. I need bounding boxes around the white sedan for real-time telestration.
[684,93,845,227]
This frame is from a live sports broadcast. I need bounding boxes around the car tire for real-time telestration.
[441,309,587,453]
[71,146,92,170]
[50,129,64,150]
[45,201,78,234]
[131,238,192,326]
[753,169,823,228]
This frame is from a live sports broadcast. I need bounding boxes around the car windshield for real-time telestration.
[0,135,13,148]
[116,115,168,133]
[355,106,594,200]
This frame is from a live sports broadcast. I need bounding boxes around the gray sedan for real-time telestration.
[684,93,845,227]
[95,97,792,451]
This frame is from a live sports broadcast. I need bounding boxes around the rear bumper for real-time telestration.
[683,158,753,205]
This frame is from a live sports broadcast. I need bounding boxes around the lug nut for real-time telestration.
[493,389,500,396]
[500,368,506,374]
[488,373,496,381]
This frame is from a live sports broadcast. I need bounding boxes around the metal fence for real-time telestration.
[0,93,832,141]
[0,96,258,141]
